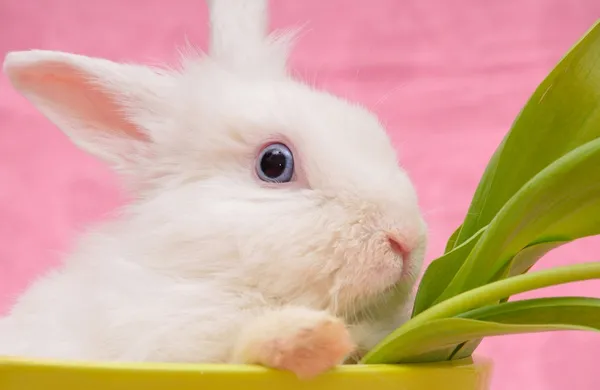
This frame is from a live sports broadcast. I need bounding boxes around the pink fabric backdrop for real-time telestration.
[1,0,600,388]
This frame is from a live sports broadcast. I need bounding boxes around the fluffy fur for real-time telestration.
[0,0,427,378]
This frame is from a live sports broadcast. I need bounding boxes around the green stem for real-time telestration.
[405,262,600,331]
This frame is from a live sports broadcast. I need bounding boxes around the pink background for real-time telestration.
[1,0,600,388]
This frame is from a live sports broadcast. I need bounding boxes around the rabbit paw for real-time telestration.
[232,307,355,379]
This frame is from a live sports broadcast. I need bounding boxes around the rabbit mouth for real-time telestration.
[323,228,424,318]
[335,278,410,325]
[328,259,410,320]
[331,231,419,309]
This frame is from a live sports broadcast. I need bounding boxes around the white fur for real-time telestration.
[0,0,427,365]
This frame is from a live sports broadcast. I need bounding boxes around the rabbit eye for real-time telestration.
[256,143,294,183]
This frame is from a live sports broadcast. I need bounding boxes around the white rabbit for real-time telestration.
[0,0,427,379]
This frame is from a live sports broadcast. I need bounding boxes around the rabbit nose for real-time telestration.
[385,227,422,258]
[387,235,410,258]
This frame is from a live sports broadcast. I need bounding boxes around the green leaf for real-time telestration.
[444,225,463,253]
[451,20,600,249]
[437,139,600,302]
[366,19,600,366]
[507,241,566,277]
[417,230,561,319]
[410,20,600,319]
[445,241,564,359]
[411,227,486,317]
[366,297,600,364]
[362,262,600,364]
[404,20,600,361]
[448,296,600,359]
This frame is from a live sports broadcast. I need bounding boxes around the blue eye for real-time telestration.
[256,143,294,183]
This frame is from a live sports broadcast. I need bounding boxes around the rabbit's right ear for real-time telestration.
[206,0,294,78]
[3,50,175,170]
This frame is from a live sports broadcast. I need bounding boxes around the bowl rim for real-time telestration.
[0,356,494,390]
[0,355,489,374]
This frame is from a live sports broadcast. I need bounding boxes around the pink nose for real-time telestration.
[387,235,409,257]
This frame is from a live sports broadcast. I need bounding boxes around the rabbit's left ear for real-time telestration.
[3,50,175,167]
[206,0,294,78]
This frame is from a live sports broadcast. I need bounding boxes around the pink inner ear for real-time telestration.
[12,61,148,141]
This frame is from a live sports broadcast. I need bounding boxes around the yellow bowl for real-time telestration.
[0,356,492,390]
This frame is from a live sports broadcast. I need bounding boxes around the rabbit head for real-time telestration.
[3,0,427,322]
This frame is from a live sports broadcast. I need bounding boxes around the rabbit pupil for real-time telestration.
[261,151,285,176]
[257,143,294,183]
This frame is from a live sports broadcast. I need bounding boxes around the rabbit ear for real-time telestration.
[206,0,292,77]
[3,50,175,168]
